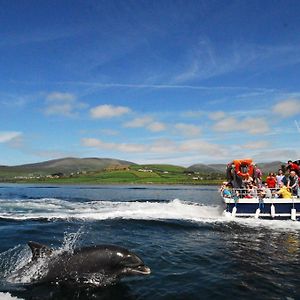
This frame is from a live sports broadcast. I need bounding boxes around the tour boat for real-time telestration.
[221,159,300,220]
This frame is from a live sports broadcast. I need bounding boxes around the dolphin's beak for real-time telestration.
[127,265,151,275]
[136,265,151,275]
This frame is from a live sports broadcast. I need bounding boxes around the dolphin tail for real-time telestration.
[28,241,53,260]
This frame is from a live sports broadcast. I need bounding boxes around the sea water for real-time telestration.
[0,184,299,299]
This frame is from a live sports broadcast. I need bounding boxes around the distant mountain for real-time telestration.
[0,157,288,181]
[187,161,285,175]
[0,157,135,177]
[207,164,227,172]
[186,163,223,174]
[255,161,285,174]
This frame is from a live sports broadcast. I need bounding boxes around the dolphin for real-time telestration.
[8,241,151,286]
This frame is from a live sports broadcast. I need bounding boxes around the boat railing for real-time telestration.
[222,187,280,199]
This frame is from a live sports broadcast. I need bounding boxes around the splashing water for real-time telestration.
[4,230,85,285]
[0,245,31,281]
[61,226,85,253]
[0,292,24,300]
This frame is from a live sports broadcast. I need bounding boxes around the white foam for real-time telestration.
[6,231,83,284]
[1,197,300,231]
[0,292,24,300]
[230,217,300,232]
[0,198,220,222]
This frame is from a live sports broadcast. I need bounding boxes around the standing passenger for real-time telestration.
[254,165,263,188]
[287,171,300,197]
[276,169,284,187]
[287,160,300,176]
[266,173,276,189]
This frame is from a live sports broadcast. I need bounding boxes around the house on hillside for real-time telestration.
[138,169,153,173]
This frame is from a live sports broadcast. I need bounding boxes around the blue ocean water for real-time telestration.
[0,184,300,299]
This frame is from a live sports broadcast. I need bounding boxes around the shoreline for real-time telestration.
[0,179,222,186]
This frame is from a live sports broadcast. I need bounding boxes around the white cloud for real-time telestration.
[179,139,225,156]
[90,104,131,119]
[100,129,119,136]
[174,123,201,137]
[208,111,226,120]
[147,122,166,132]
[45,103,75,116]
[253,149,300,162]
[242,118,269,134]
[213,117,237,132]
[118,143,146,153]
[123,116,153,128]
[0,131,22,143]
[172,40,300,84]
[44,92,86,117]
[46,92,75,102]
[241,140,270,150]
[81,138,146,153]
[82,136,225,158]
[213,117,269,134]
[182,110,205,118]
[123,116,166,132]
[272,99,300,118]
[148,139,177,153]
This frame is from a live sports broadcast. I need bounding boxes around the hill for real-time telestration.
[255,161,285,174]
[186,161,285,175]
[186,163,224,174]
[0,157,135,179]
[0,157,288,184]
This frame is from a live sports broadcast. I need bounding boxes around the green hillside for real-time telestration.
[0,157,286,185]
[0,159,223,184]
[0,157,135,180]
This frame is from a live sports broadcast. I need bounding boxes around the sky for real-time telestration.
[1,0,300,166]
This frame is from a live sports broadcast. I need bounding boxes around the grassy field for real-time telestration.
[0,165,224,185]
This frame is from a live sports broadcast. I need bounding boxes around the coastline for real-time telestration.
[0,179,223,186]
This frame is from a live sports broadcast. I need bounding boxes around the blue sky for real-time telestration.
[1,0,300,166]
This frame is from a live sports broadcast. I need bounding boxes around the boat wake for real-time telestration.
[1,197,300,231]
[0,198,221,222]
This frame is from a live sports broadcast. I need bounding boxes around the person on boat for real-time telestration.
[287,171,299,197]
[276,169,284,187]
[287,160,300,176]
[220,182,232,198]
[266,172,276,189]
[276,182,292,199]
[245,183,257,198]
[222,186,232,198]
[260,182,272,198]
[281,171,290,186]
[254,165,263,188]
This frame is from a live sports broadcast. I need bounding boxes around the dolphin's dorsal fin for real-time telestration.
[28,241,53,260]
